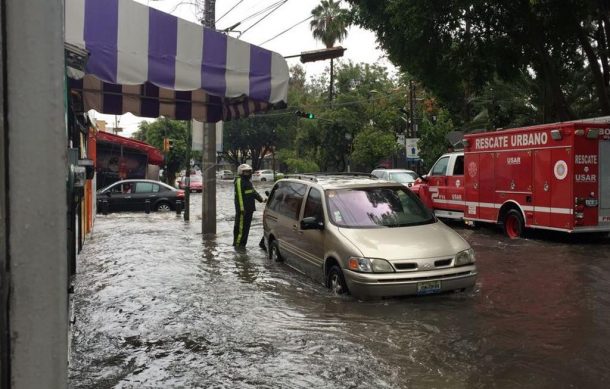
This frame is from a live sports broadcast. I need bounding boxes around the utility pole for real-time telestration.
[202,0,217,234]
[184,120,192,221]
[329,58,334,103]
[409,79,415,138]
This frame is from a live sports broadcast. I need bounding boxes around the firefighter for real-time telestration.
[233,164,264,247]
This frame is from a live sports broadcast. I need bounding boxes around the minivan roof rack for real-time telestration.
[284,172,377,182]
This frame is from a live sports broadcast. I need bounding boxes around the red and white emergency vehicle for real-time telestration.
[417,121,610,238]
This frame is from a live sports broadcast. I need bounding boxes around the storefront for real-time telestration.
[1,0,289,386]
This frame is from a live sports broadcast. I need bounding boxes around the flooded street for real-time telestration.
[70,181,610,388]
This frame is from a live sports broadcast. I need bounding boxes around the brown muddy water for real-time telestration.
[69,181,610,388]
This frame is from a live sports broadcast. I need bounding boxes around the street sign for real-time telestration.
[406,138,419,159]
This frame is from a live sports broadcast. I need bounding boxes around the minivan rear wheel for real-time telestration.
[269,239,283,262]
[327,265,348,295]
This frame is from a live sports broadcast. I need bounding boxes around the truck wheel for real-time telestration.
[503,209,524,239]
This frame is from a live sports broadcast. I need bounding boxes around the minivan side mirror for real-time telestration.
[300,216,324,230]
[421,174,429,181]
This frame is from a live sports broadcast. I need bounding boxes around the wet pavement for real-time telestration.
[69,181,610,388]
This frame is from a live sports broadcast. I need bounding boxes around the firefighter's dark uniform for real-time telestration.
[233,175,263,247]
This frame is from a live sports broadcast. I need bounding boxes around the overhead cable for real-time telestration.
[216,0,245,23]
[259,15,313,45]
[239,0,288,38]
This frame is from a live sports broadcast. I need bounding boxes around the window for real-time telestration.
[431,157,449,176]
[108,184,122,193]
[267,182,307,220]
[388,172,415,184]
[453,156,464,175]
[303,188,323,221]
[135,182,155,193]
[371,170,383,179]
[326,187,434,228]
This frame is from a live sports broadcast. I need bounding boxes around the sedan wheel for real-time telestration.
[156,202,172,212]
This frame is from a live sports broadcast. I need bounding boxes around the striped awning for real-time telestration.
[65,0,289,123]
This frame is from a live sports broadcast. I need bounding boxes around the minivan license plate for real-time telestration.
[417,280,441,295]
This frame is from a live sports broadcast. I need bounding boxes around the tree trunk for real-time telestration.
[596,17,610,86]
[577,24,610,114]
[520,1,573,121]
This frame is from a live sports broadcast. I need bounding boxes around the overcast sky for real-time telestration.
[94,0,396,135]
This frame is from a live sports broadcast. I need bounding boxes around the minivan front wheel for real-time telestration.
[269,239,283,262]
[327,265,348,295]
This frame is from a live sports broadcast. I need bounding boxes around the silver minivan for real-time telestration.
[262,174,477,299]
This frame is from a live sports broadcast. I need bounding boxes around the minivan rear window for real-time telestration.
[267,181,308,220]
[326,187,434,228]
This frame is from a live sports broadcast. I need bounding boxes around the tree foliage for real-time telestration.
[351,126,399,170]
[132,119,189,185]
[310,0,351,48]
[348,0,610,127]
[417,109,454,171]
[222,114,291,171]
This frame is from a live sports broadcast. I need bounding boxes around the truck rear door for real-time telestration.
[600,138,610,225]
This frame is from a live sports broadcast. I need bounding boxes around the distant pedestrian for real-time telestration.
[233,164,264,248]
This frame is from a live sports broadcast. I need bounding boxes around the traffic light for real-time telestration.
[295,110,315,119]
[162,138,174,152]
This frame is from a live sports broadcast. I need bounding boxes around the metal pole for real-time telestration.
[184,120,191,221]
[409,80,414,138]
[329,57,334,102]
[202,0,217,234]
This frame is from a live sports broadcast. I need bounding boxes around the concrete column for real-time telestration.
[5,0,68,387]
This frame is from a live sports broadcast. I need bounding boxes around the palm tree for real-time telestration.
[310,0,350,101]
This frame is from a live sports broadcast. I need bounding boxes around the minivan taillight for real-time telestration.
[176,190,185,198]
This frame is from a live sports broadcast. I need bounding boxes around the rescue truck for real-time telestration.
[417,121,610,238]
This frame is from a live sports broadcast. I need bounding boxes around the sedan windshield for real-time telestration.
[326,186,434,228]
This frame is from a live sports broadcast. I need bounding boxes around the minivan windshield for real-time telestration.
[326,186,435,228]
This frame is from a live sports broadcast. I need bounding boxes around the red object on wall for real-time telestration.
[96,131,164,165]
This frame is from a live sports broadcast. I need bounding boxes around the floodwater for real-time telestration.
[69,181,610,388]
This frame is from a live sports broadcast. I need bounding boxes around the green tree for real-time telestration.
[417,109,454,171]
[132,119,188,185]
[222,114,291,171]
[348,0,610,127]
[310,0,350,48]
[351,126,399,170]
[276,149,319,173]
[310,0,351,101]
